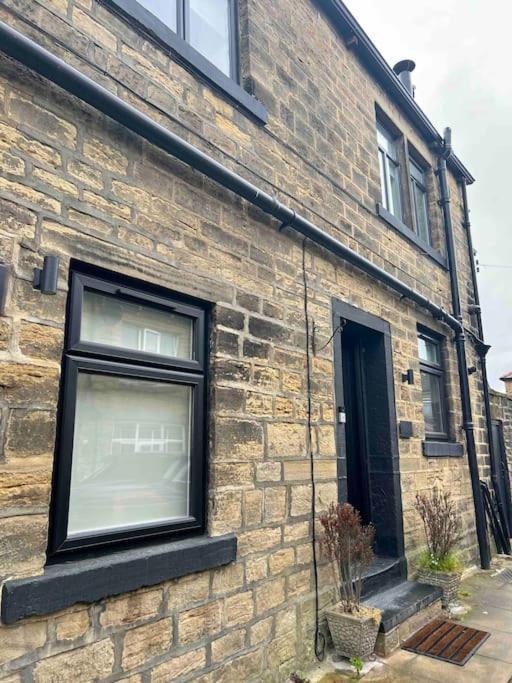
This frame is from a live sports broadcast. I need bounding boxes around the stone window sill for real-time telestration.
[376,204,448,269]
[422,441,464,458]
[102,0,268,125]
[1,534,236,624]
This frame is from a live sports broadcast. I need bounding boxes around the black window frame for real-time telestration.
[408,155,432,246]
[376,120,404,222]
[101,0,268,124]
[417,328,449,441]
[48,266,207,560]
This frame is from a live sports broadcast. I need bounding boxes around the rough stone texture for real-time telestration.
[121,619,173,671]
[100,588,163,629]
[416,568,462,607]
[33,639,115,682]
[0,0,492,679]
[325,607,381,660]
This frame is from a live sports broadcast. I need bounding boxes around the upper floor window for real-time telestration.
[49,266,207,557]
[409,158,431,246]
[377,122,403,221]
[418,330,448,440]
[136,0,238,78]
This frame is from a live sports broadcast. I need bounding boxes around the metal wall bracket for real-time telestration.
[33,255,60,295]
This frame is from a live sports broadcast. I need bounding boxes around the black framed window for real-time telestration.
[409,158,431,246]
[129,0,238,79]
[418,330,449,440]
[377,122,403,221]
[49,267,206,558]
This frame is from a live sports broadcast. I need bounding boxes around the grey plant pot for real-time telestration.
[325,605,382,660]
[416,568,462,607]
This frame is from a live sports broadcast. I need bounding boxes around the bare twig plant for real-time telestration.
[415,487,462,568]
[319,502,375,613]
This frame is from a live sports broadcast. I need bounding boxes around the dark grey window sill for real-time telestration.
[101,0,268,125]
[1,534,236,624]
[422,441,464,457]
[376,204,447,269]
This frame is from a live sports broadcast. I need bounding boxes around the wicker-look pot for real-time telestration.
[325,605,381,660]
[416,568,462,607]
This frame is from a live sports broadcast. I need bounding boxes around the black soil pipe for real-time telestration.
[0,20,462,334]
[437,135,491,568]
[460,178,511,547]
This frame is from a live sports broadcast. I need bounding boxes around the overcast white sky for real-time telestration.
[347,0,512,390]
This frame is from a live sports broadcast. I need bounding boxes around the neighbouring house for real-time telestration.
[0,0,509,680]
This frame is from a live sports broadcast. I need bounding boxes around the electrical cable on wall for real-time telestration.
[301,238,326,661]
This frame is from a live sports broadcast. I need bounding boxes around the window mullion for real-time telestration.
[179,0,187,40]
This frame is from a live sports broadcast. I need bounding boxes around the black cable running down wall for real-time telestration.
[301,239,326,661]
[0,20,461,334]
[437,138,491,569]
[0,23,492,566]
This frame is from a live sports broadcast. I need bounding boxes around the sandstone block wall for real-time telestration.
[0,0,491,679]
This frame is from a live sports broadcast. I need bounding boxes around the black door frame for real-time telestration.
[332,298,405,560]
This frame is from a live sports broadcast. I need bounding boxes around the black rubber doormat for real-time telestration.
[402,618,490,666]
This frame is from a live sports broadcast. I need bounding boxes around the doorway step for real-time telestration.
[361,556,405,597]
[363,580,443,657]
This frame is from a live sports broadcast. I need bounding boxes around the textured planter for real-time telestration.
[417,568,462,607]
[325,605,381,659]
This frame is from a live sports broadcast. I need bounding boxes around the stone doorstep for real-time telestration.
[374,596,443,657]
[363,581,444,657]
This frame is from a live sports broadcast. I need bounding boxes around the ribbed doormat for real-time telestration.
[402,618,490,666]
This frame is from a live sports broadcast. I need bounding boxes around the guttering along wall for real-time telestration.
[0,21,489,565]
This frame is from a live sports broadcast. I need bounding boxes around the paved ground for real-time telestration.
[308,558,512,683]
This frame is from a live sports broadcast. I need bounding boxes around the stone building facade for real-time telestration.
[0,0,496,680]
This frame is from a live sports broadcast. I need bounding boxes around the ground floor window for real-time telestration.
[49,265,206,557]
[418,328,448,440]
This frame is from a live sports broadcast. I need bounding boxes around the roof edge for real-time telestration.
[317,0,475,184]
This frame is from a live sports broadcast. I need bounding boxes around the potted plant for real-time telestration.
[320,502,381,660]
[414,487,463,607]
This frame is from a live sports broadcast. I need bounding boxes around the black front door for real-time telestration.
[333,299,405,560]
[342,329,372,526]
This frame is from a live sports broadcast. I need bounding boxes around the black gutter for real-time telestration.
[317,0,475,184]
[0,20,462,334]
[437,132,491,568]
[460,178,511,550]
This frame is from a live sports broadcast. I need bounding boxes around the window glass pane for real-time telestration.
[81,291,193,360]
[421,370,445,434]
[410,158,424,184]
[378,149,388,208]
[413,182,431,244]
[418,336,440,364]
[67,373,192,537]
[188,0,231,76]
[137,0,177,32]
[377,124,392,155]
[388,159,402,219]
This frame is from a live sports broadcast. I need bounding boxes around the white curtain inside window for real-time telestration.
[67,372,192,537]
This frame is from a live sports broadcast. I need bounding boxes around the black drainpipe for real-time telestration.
[0,21,491,567]
[437,130,491,568]
[460,178,511,548]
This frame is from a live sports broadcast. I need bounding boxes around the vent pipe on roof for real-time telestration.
[393,59,416,97]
